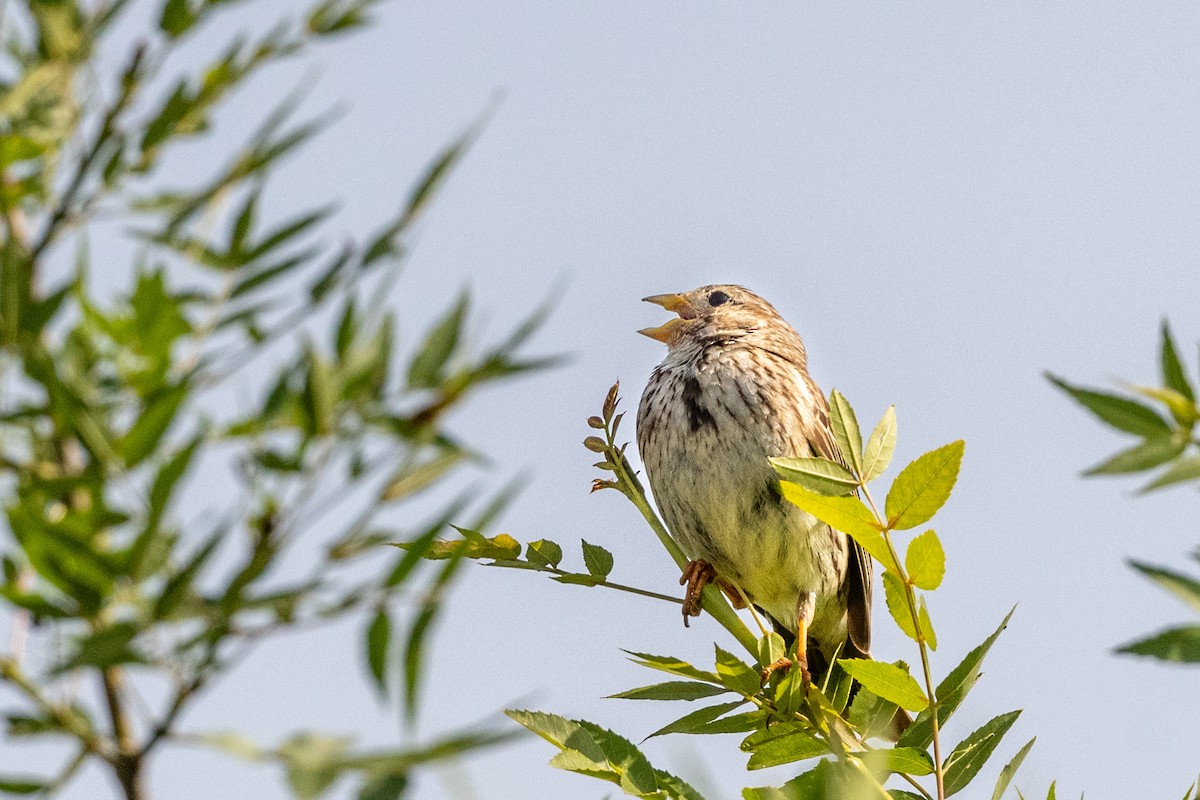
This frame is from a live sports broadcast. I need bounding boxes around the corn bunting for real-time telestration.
[636,285,872,681]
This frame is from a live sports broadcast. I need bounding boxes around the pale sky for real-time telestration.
[10,2,1200,798]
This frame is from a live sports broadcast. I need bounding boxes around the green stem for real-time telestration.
[609,447,760,656]
[860,483,944,800]
[486,559,686,605]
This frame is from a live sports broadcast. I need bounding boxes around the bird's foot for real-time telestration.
[760,656,810,685]
[679,560,717,626]
[718,580,748,609]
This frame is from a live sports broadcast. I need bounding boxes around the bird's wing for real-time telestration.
[808,390,873,660]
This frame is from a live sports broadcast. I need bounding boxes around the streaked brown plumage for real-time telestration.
[635,285,872,678]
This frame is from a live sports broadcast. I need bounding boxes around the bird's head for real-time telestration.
[639,285,785,349]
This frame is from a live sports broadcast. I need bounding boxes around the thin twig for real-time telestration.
[29,44,146,264]
[860,482,944,800]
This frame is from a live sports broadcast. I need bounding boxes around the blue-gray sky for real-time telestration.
[11,2,1200,798]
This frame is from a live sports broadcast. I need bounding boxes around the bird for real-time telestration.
[635,284,872,684]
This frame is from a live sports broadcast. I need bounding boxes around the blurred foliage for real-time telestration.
[414,386,1036,800]
[1050,323,1200,664]
[0,1,553,798]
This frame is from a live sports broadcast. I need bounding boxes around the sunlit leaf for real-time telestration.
[862,405,897,482]
[838,660,927,712]
[885,441,964,530]
[906,530,946,590]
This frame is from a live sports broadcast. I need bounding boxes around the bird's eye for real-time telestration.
[708,291,730,307]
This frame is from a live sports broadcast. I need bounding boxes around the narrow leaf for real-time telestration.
[944,710,1022,796]
[647,700,746,738]
[1116,626,1200,662]
[1139,455,1200,493]
[992,737,1037,800]
[1046,373,1171,437]
[366,608,391,696]
[1084,435,1187,475]
[828,389,863,475]
[1161,321,1196,402]
[1128,560,1200,613]
[608,682,729,702]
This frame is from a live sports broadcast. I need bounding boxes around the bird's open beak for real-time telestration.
[639,293,696,343]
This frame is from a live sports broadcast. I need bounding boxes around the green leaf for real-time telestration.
[153,531,221,620]
[624,651,722,684]
[757,632,787,669]
[944,710,1022,796]
[715,646,761,696]
[882,571,917,641]
[992,737,1037,800]
[1127,384,1200,426]
[379,449,464,503]
[828,389,864,476]
[1139,455,1200,493]
[200,731,268,761]
[838,660,927,712]
[1046,373,1171,437]
[122,381,189,467]
[0,777,47,795]
[862,405,897,482]
[906,530,946,590]
[1116,626,1200,663]
[57,622,146,672]
[770,457,858,496]
[1161,321,1196,402]
[647,700,746,738]
[304,350,338,436]
[278,733,352,800]
[1083,435,1187,475]
[1128,560,1200,614]
[581,540,613,580]
[525,539,563,568]
[608,682,729,702]
[885,441,964,530]
[366,608,391,697]
[781,483,896,572]
[862,746,935,776]
[900,608,1014,750]
[408,293,467,389]
[918,598,937,650]
[744,729,827,770]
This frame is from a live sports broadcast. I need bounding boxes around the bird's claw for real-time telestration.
[760,656,810,685]
[680,560,716,627]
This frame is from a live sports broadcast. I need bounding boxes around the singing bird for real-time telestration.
[636,285,872,681]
